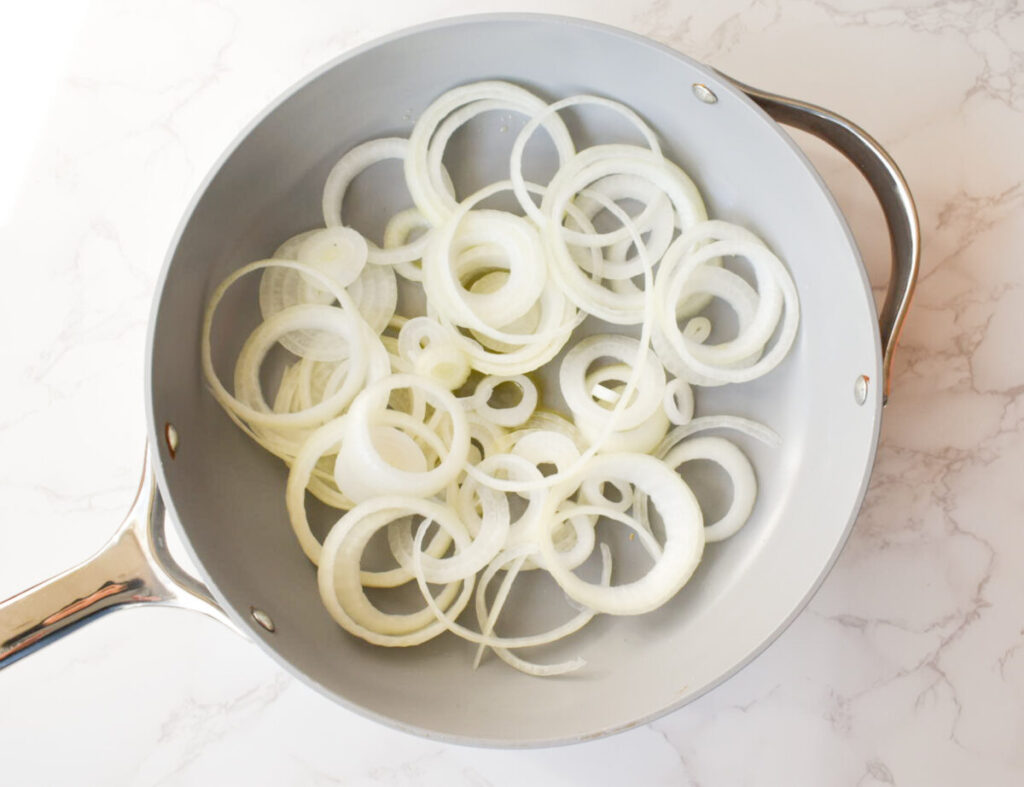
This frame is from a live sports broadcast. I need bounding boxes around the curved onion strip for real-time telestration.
[423,181,572,345]
[337,373,470,502]
[537,453,703,616]
[405,80,575,226]
[323,137,442,266]
[461,193,655,494]
[571,174,675,278]
[317,499,473,646]
[387,477,509,584]
[473,544,613,676]
[663,377,695,426]
[510,94,663,234]
[655,235,800,383]
[383,207,431,281]
[347,263,398,335]
[560,335,665,431]
[654,415,782,456]
[541,149,708,324]
[286,415,353,563]
[471,375,538,428]
[203,260,371,430]
[410,523,610,651]
[662,436,757,542]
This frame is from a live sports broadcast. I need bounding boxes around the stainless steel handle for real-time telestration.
[723,74,921,404]
[0,447,229,667]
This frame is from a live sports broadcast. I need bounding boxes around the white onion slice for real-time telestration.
[405,81,574,225]
[560,336,665,431]
[323,137,440,266]
[471,375,538,428]
[662,436,757,542]
[336,374,470,502]
[318,498,473,646]
[537,453,703,615]
[472,544,613,676]
[663,377,695,425]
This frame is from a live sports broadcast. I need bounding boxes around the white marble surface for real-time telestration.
[1,0,1022,783]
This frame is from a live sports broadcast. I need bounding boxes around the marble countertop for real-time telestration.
[1,1,1021,784]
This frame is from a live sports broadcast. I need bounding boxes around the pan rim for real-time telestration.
[144,11,884,747]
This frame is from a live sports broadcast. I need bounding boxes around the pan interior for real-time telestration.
[148,16,881,745]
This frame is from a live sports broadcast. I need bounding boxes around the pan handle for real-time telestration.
[721,74,920,404]
[0,447,230,668]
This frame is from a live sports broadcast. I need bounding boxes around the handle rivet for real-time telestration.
[854,375,870,405]
[164,422,179,459]
[692,83,718,104]
[251,607,275,632]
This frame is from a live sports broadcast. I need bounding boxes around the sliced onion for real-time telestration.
[318,498,473,646]
[537,453,704,615]
[336,374,470,502]
[405,81,574,225]
[471,374,538,428]
[207,81,800,678]
[323,137,441,266]
[662,436,757,542]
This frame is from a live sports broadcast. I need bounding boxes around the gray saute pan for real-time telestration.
[0,14,918,746]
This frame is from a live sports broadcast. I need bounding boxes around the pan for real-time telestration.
[0,14,918,746]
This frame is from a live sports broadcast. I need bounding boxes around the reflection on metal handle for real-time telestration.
[723,74,920,404]
[0,447,228,668]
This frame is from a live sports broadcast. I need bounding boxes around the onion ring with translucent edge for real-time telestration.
[654,415,782,457]
[337,373,470,502]
[507,429,596,570]
[570,174,674,278]
[635,416,778,538]
[446,218,546,328]
[560,334,665,431]
[656,219,762,316]
[554,503,662,561]
[388,478,509,584]
[657,239,799,382]
[405,81,575,226]
[416,181,593,376]
[258,232,343,359]
[662,436,757,543]
[318,499,472,644]
[410,524,611,650]
[467,271,543,353]
[297,226,368,290]
[204,267,369,429]
[663,377,695,426]
[422,184,566,344]
[471,375,538,428]
[537,453,703,615]
[461,192,654,494]
[510,94,662,232]
[575,402,670,456]
[286,416,355,563]
[578,475,634,515]
[412,344,472,390]
[540,149,707,324]
[346,263,398,335]
[455,454,546,547]
[660,239,782,366]
[383,207,430,281]
[472,544,613,676]
[285,409,450,568]
[322,137,452,266]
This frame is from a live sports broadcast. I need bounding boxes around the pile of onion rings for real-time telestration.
[203,81,799,676]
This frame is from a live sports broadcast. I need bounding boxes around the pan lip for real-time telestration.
[144,11,884,747]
